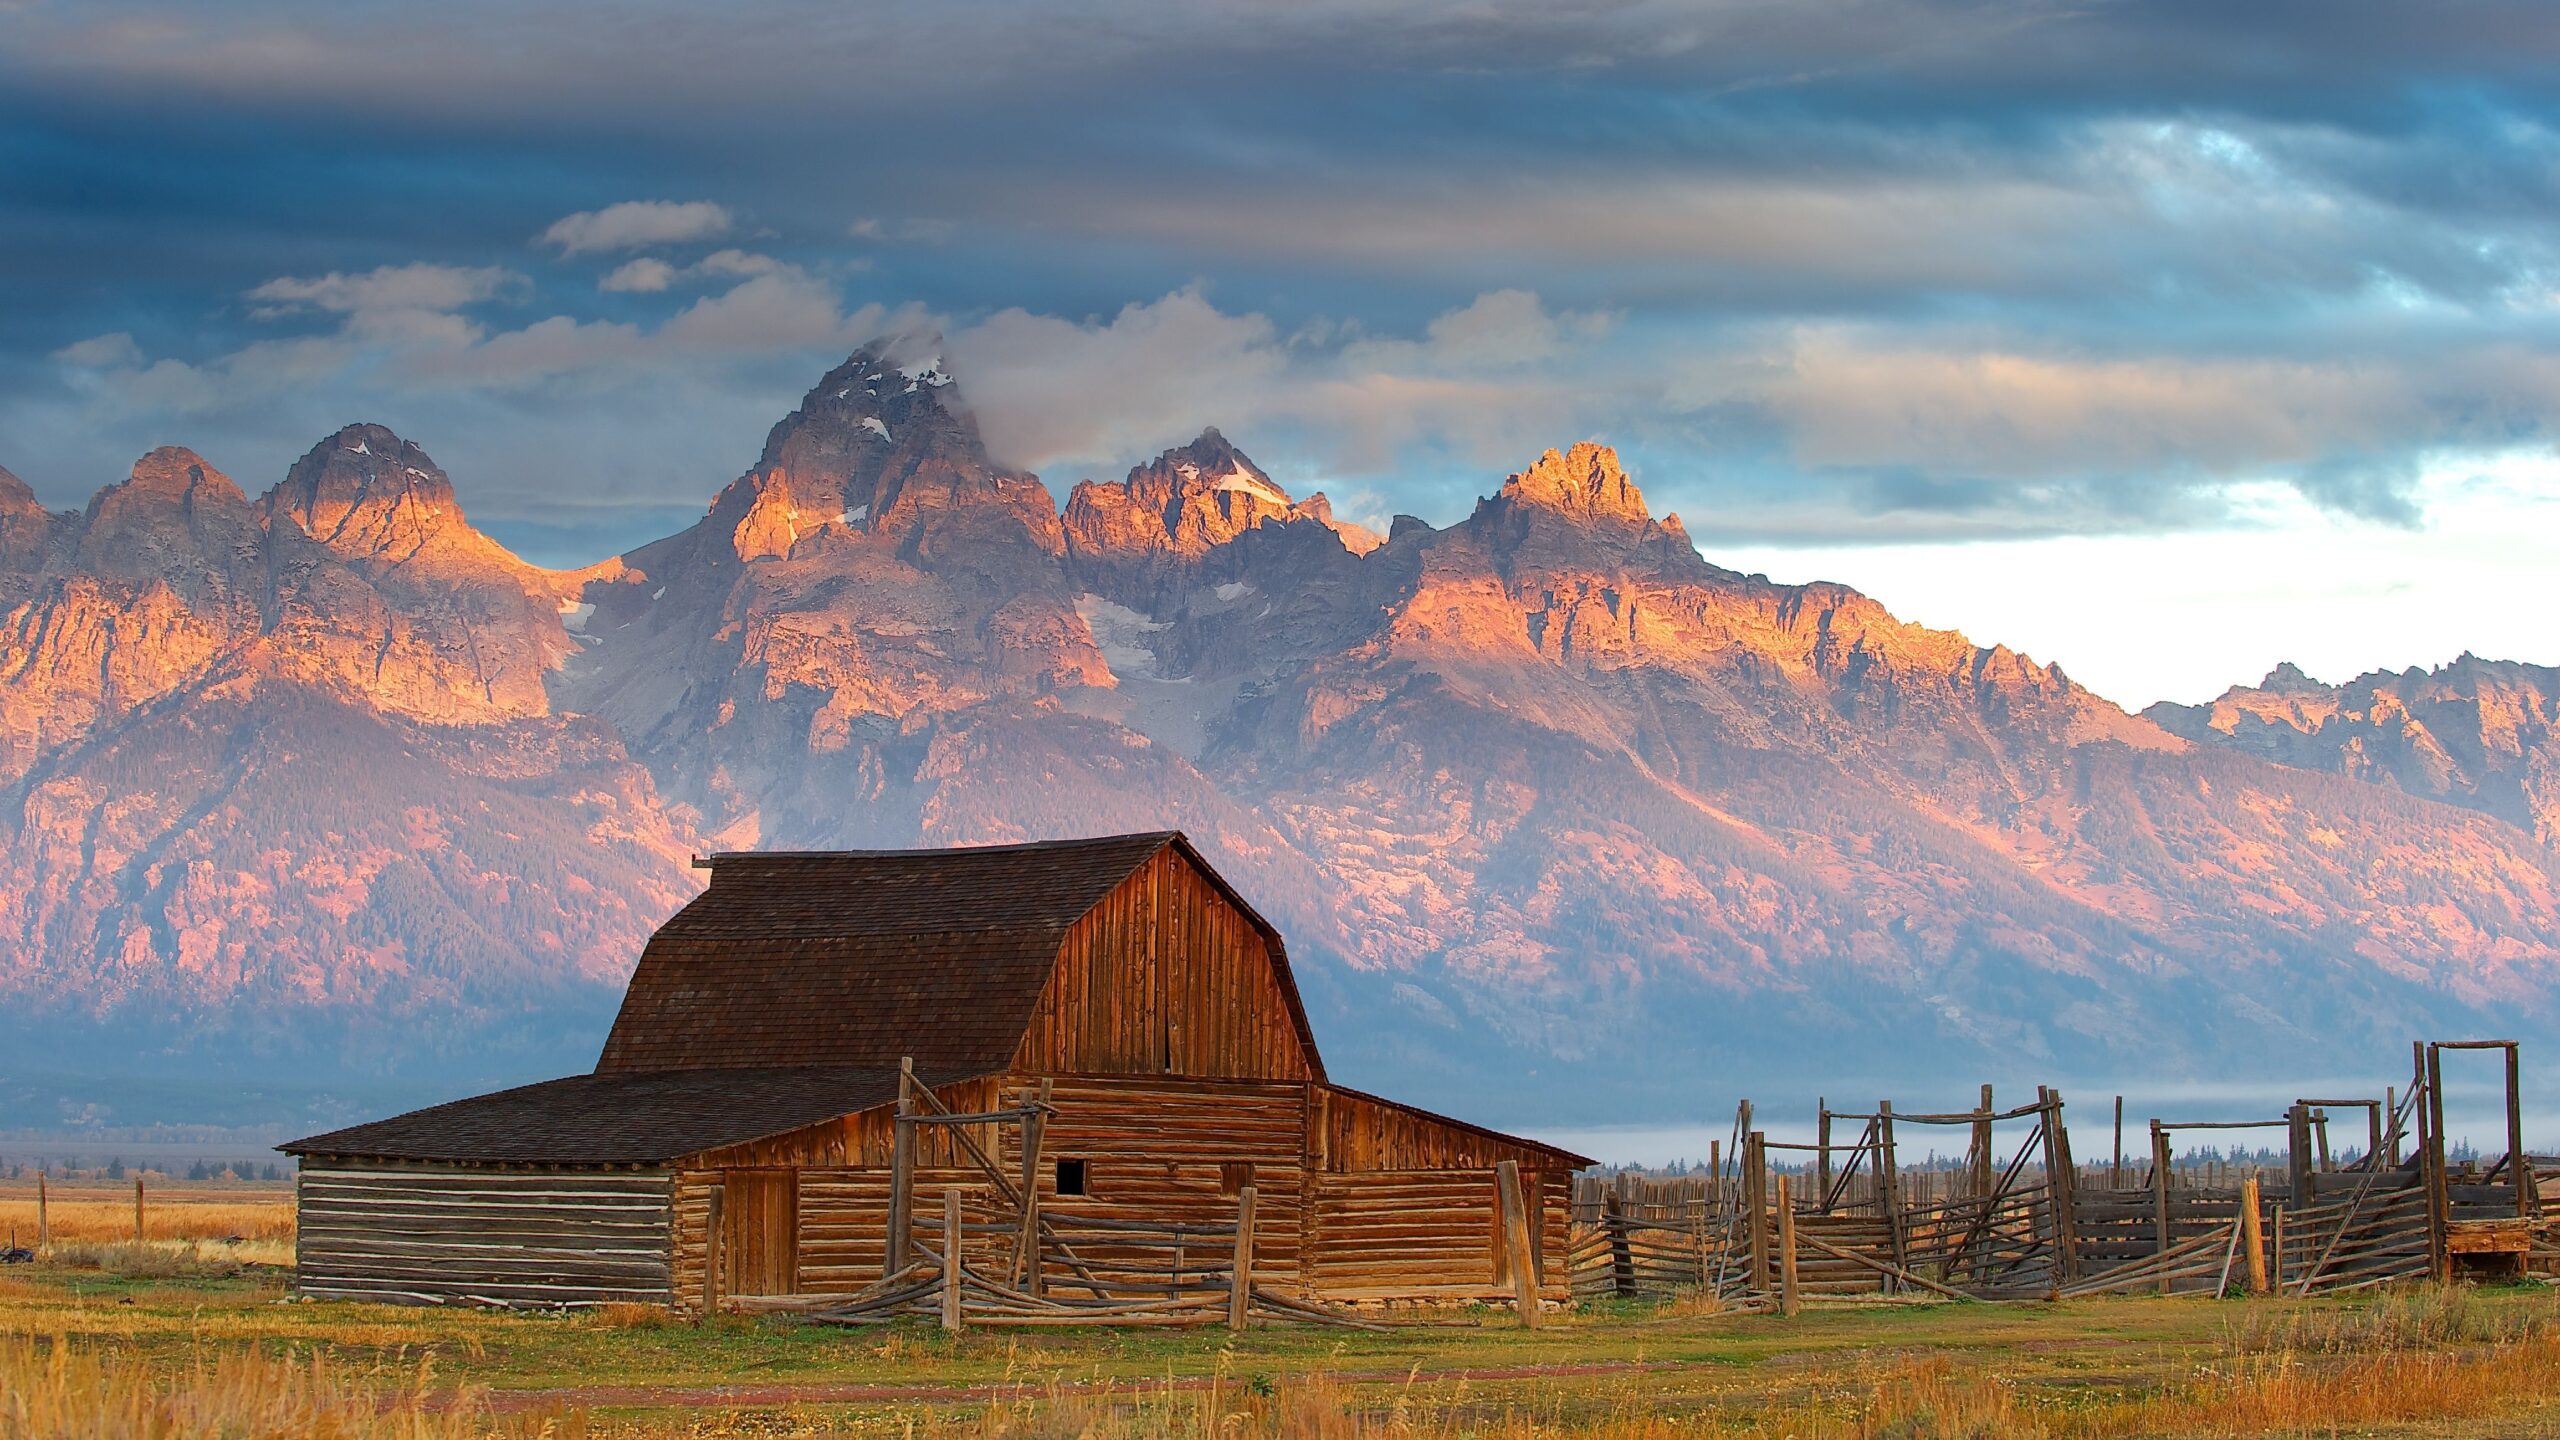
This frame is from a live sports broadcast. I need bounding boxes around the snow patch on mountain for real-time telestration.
[1076,593,1173,682]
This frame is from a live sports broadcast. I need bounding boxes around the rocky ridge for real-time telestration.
[2149,657,2560,845]
[5,341,2559,1120]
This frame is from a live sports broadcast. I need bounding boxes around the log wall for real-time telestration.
[295,1163,673,1307]
[1025,1074,1312,1286]
[662,1072,1581,1310]
[1307,1167,1571,1302]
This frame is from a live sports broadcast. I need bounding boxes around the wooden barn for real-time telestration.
[282,833,1590,1316]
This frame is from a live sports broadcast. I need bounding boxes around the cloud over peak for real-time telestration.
[246,263,524,317]
[539,200,733,255]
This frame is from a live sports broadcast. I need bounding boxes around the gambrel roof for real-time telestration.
[593,831,1323,1077]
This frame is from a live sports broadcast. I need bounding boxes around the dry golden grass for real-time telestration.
[2221,1279,2549,1354]
[0,1181,293,1247]
[0,1333,579,1440]
[879,1290,2560,1440]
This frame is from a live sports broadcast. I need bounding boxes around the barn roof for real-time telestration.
[593,830,1321,1077]
[281,1065,984,1165]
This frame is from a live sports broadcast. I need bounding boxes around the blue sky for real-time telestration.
[4,0,2558,706]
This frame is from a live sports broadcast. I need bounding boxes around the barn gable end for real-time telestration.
[1015,839,1321,1080]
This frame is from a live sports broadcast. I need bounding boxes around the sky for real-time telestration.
[4,0,2558,708]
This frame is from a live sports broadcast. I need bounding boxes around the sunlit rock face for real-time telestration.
[5,340,2560,1109]
[2150,657,2560,845]
[0,437,697,1075]
[1064,427,1380,611]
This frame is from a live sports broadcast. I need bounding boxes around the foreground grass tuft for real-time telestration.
[0,1334,580,1439]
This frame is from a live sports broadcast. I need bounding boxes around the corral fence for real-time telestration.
[1570,1038,2558,1311]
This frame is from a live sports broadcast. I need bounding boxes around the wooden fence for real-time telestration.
[1569,1038,2551,1310]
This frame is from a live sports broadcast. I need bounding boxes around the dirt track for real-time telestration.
[479,1357,1689,1413]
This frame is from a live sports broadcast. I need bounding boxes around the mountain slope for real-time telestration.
[0,434,699,1084]
[2148,659,2560,846]
[5,348,2559,1125]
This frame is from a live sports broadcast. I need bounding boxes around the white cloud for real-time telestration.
[53,332,144,368]
[948,286,1621,480]
[539,200,732,255]
[695,249,782,278]
[948,288,1290,475]
[66,253,893,411]
[245,262,521,317]
[598,257,677,293]
[598,250,786,293]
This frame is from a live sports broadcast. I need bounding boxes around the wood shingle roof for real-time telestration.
[595,832,1265,1073]
[280,1065,984,1165]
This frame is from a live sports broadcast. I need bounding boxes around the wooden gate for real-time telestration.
[723,1170,799,1296]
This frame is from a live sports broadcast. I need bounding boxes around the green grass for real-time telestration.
[3,1261,2555,1437]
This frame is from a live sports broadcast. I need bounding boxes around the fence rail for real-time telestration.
[1568,1037,2547,1309]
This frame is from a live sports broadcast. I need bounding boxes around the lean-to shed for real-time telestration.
[283,832,1591,1311]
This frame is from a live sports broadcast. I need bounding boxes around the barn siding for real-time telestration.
[294,1163,673,1307]
[1319,1086,1572,1172]
[1024,1074,1310,1289]
[673,1074,1310,1305]
[1016,849,1315,1080]
[1307,1167,1571,1303]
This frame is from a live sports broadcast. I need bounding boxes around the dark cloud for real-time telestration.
[0,0,2556,554]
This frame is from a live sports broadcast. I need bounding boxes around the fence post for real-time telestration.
[1775,1175,1801,1318]
[1603,1191,1634,1296]
[1816,1100,1832,1204]
[889,1058,917,1273]
[2508,1043,2533,1221]
[2424,1043,2450,1284]
[941,1188,964,1332]
[1229,1184,1257,1331]
[35,1172,46,1251]
[2112,1096,2125,1190]
[2286,1104,2313,1209]
[2239,1176,2267,1294]
[1973,1085,1995,1201]
[2042,1088,2081,1286]
[1877,1103,1907,1275]
[134,1176,145,1242]
[1496,1160,1540,1328]
[1744,1132,1771,1296]
[2150,1121,2174,1295]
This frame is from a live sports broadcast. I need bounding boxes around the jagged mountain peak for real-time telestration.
[1063,427,1384,603]
[758,337,971,470]
[1146,427,1291,506]
[106,447,249,510]
[261,423,548,586]
[269,424,457,525]
[1498,442,1649,525]
[0,462,53,572]
[2256,661,2321,693]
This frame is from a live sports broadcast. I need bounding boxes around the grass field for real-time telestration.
[1,1181,2555,1437]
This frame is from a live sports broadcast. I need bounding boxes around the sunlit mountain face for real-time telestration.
[6,347,2559,1130]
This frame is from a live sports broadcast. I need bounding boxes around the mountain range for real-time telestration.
[5,339,2559,1131]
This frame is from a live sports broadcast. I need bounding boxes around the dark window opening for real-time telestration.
[1055,1158,1088,1196]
